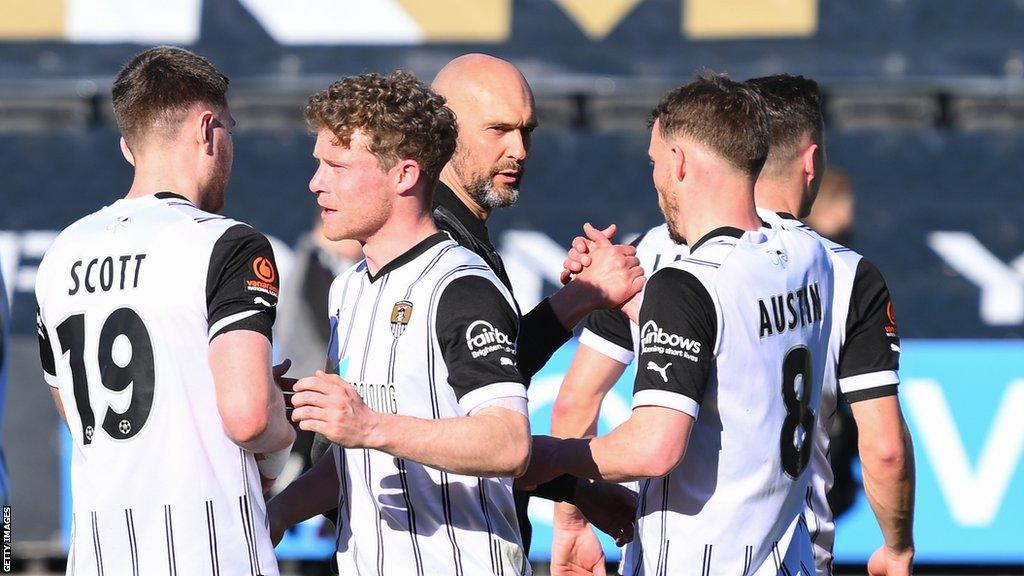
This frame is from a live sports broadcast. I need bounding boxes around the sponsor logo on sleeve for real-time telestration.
[640,320,702,363]
[253,256,276,282]
[646,361,672,382]
[465,320,516,359]
[885,300,899,338]
[246,256,279,297]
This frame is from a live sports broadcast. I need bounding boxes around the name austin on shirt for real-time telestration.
[640,320,702,362]
[68,254,147,295]
[758,282,823,338]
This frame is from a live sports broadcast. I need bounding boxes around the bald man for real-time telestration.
[430,54,642,553]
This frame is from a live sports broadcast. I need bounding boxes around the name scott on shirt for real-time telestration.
[68,254,147,295]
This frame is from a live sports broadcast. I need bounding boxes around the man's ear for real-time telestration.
[671,144,686,182]
[197,110,216,154]
[119,137,135,166]
[393,159,423,196]
[802,143,820,186]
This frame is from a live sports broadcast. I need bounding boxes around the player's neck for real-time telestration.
[124,159,202,207]
[677,182,762,247]
[362,211,439,276]
[439,168,490,222]
[753,176,803,218]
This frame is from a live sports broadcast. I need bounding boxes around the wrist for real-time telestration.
[885,543,915,558]
[364,411,390,450]
[549,285,596,330]
[553,501,589,529]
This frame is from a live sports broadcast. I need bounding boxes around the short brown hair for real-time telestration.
[745,74,823,164]
[112,46,229,148]
[306,71,457,183]
[651,71,770,177]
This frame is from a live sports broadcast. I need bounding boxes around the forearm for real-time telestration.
[553,436,645,484]
[373,408,530,477]
[268,449,340,530]
[517,298,573,378]
[545,350,626,512]
[236,390,295,454]
[550,349,625,439]
[547,283,598,333]
[538,406,691,484]
[210,331,295,453]
[861,418,916,552]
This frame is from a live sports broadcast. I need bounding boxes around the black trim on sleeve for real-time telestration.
[633,267,716,405]
[583,308,633,353]
[517,298,573,379]
[843,384,899,404]
[436,275,526,401]
[838,259,900,381]
[36,305,56,377]
[206,224,279,342]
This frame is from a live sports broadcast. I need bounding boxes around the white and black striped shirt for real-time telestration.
[326,232,531,576]
[622,224,833,576]
[760,210,901,576]
[36,192,280,576]
[583,215,902,576]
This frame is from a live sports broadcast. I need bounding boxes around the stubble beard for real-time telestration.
[453,152,521,211]
[659,190,686,245]
[469,177,519,210]
[202,157,231,214]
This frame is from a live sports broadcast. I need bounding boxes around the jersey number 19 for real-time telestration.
[56,308,156,444]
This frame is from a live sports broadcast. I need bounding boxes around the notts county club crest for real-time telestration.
[390,300,413,338]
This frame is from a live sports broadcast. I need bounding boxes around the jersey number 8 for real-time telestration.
[780,346,815,479]
[56,308,155,444]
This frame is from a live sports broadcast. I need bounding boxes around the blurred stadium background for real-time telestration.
[1,0,1023,574]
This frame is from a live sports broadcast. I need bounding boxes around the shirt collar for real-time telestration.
[366,232,450,283]
[433,181,491,246]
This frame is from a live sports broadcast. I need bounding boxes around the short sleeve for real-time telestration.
[580,308,634,364]
[36,304,59,387]
[838,259,900,403]
[206,224,280,342]
[632,268,716,418]
[34,301,61,385]
[436,275,527,414]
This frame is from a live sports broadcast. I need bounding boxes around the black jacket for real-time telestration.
[432,182,572,379]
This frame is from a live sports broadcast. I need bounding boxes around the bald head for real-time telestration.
[432,54,537,216]
[433,53,532,107]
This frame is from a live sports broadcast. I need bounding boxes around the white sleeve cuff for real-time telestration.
[632,389,699,418]
[459,382,528,415]
[469,395,529,417]
[579,329,634,365]
[44,372,60,389]
[839,370,900,394]
[208,309,261,341]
